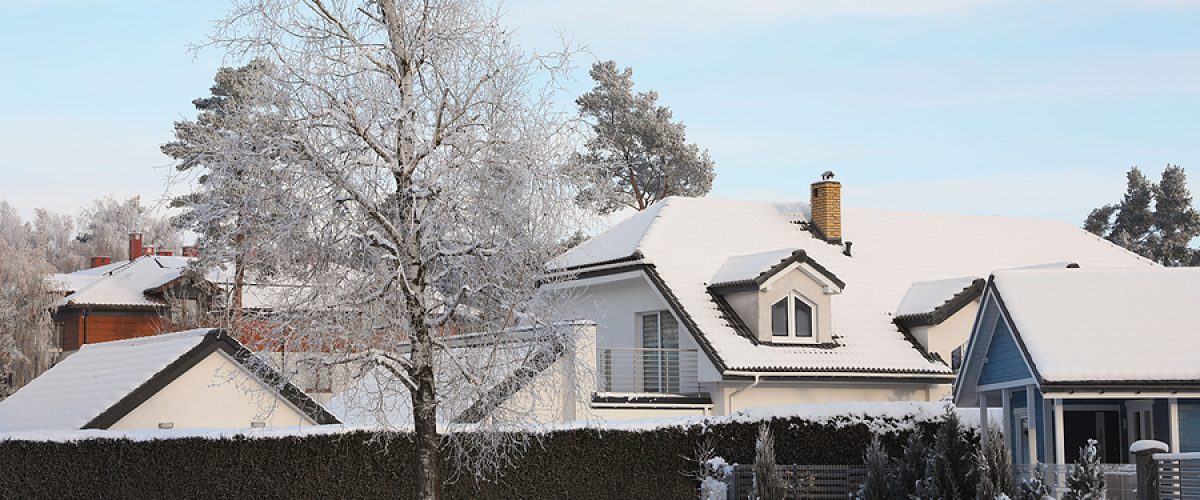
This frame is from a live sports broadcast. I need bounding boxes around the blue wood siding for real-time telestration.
[1179,400,1200,453]
[978,308,1032,386]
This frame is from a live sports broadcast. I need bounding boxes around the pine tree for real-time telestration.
[927,406,978,499]
[1151,165,1200,266]
[753,423,786,500]
[576,61,716,214]
[1017,465,1053,500]
[1062,439,1106,500]
[857,434,899,500]
[1109,167,1156,257]
[979,425,1016,499]
[896,430,929,498]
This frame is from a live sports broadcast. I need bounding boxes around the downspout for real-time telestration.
[82,307,90,346]
[726,374,761,416]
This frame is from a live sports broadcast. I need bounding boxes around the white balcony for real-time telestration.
[597,347,701,396]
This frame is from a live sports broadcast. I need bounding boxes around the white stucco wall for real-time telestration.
[553,272,721,383]
[109,350,314,430]
[756,264,835,344]
[712,380,950,416]
[909,300,979,366]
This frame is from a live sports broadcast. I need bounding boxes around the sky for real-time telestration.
[2,0,1200,226]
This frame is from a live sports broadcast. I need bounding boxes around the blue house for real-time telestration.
[955,266,1200,465]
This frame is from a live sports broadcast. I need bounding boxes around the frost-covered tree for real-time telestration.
[927,406,978,499]
[0,202,58,396]
[1063,439,1105,500]
[857,434,899,500]
[753,423,786,500]
[896,429,929,498]
[576,60,715,213]
[29,209,83,272]
[1018,465,1054,500]
[979,425,1016,500]
[203,0,588,497]
[163,58,308,316]
[75,196,181,261]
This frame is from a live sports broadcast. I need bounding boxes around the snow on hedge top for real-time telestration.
[0,329,211,432]
[992,267,1200,382]
[549,197,1153,374]
[895,276,980,318]
[709,248,798,285]
[57,255,194,307]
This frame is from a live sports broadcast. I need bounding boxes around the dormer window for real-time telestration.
[770,293,816,342]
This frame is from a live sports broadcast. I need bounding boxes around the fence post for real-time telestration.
[1132,440,1168,500]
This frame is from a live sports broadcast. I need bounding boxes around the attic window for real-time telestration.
[770,293,815,341]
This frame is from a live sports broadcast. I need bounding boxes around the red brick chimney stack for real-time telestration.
[128,232,144,261]
[142,244,155,257]
[181,246,199,258]
[90,256,112,268]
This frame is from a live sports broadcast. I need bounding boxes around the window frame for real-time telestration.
[768,291,818,344]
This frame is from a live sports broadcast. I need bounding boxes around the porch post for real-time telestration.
[1002,387,1012,441]
[1054,398,1065,465]
[1027,385,1039,464]
[1170,397,1181,453]
[980,390,990,451]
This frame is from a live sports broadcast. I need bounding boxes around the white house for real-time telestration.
[0,329,339,432]
[542,174,1154,419]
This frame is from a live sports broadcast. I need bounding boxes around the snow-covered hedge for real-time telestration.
[0,402,975,499]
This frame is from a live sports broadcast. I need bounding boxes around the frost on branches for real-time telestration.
[1063,439,1105,500]
[202,0,588,498]
[0,203,58,396]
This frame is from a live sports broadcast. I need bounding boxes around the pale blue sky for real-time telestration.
[2,0,1199,225]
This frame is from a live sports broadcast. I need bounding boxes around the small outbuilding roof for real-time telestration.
[0,329,338,431]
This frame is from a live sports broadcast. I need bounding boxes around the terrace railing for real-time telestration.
[597,347,700,396]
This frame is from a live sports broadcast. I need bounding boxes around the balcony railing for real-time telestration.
[598,347,700,395]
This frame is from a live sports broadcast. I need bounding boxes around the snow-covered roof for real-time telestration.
[550,197,1155,375]
[710,249,799,285]
[0,330,211,431]
[895,277,979,317]
[991,267,1200,383]
[54,256,195,308]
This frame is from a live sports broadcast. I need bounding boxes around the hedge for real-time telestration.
[0,416,957,499]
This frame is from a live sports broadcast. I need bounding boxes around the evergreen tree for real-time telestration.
[1110,167,1156,256]
[1062,439,1106,500]
[896,430,929,498]
[979,425,1016,499]
[753,423,786,500]
[857,434,899,500]
[1084,165,1200,266]
[927,406,978,499]
[1151,165,1200,266]
[576,61,715,214]
[1017,465,1054,500]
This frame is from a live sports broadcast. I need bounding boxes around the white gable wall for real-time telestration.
[907,299,980,367]
[553,272,722,383]
[110,350,314,430]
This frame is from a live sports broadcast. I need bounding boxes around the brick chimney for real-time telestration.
[90,256,112,268]
[129,232,144,261]
[181,246,199,258]
[156,250,174,256]
[142,244,155,257]
[810,171,842,243]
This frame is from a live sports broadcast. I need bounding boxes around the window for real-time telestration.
[641,311,680,393]
[769,292,816,342]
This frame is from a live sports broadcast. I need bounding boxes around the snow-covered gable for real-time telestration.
[0,330,211,431]
[56,256,195,308]
[710,249,799,286]
[991,267,1200,383]
[893,276,984,327]
[549,197,1155,375]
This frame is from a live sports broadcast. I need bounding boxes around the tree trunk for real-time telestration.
[411,334,440,500]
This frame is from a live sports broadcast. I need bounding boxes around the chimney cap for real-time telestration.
[820,170,836,181]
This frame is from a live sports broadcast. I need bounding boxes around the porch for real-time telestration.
[977,384,1200,465]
